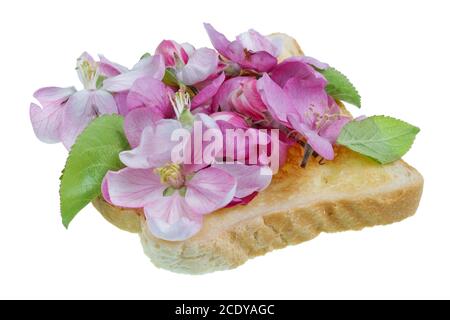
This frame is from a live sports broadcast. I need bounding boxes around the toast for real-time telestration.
[92,146,423,274]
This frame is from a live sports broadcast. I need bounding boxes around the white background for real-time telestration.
[0,0,449,300]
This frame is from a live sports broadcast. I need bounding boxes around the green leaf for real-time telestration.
[59,115,130,228]
[320,67,361,108]
[337,116,420,164]
[140,52,151,60]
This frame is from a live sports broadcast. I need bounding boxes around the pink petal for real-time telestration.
[191,73,226,111]
[101,175,112,204]
[155,40,189,66]
[185,167,236,215]
[181,42,195,57]
[237,29,278,56]
[91,90,118,114]
[114,91,130,115]
[176,48,218,85]
[288,114,335,160]
[212,163,271,198]
[204,23,232,58]
[319,117,351,143]
[124,107,157,148]
[98,54,128,77]
[211,77,245,112]
[126,76,174,119]
[29,102,64,143]
[60,90,95,149]
[210,111,249,130]
[33,86,76,107]
[226,192,258,208]
[119,119,182,169]
[300,56,329,70]
[240,51,277,73]
[102,55,165,92]
[103,168,165,208]
[144,193,203,241]
[284,75,328,116]
[231,78,267,120]
[304,130,335,160]
[270,57,319,88]
[257,74,295,124]
[182,113,220,173]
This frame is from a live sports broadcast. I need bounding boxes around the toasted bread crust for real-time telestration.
[92,147,423,274]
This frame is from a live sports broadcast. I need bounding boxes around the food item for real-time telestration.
[30,23,422,274]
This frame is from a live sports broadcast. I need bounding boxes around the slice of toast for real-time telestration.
[92,146,423,274]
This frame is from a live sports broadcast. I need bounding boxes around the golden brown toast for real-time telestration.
[92,146,423,274]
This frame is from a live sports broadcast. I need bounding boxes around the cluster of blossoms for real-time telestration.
[30,24,351,241]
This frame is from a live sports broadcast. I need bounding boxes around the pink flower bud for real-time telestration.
[214,77,268,122]
[155,40,189,67]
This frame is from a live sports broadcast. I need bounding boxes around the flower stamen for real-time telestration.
[155,163,185,189]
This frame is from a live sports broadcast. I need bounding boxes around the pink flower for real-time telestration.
[212,76,267,121]
[258,73,350,160]
[204,23,278,72]
[102,110,271,241]
[155,39,219,86]
[30,52,121,149]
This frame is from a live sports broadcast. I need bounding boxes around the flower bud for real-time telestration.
[155,40,189,67]
[215,77,268,122]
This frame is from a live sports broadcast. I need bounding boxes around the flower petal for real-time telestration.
[98,54,128,77]
[185,167,236,215]
[144,193,203,241]
[237,29,278,56]
[102,55,165,92]
[176,48,218,85]
[124,107,157,148]
[212,163,271,198]
[191,73,225,111]
[300,56,329,70]
[29,102,64,143]
[284,75,328,115]
[155,40,189,66]
[103,168,165,208]
[305,130,335,160]
[204,23,232,58]
[319,117,351,143]
[132,54,165,79]
[270,57,318,88]
[33,86,76,107]
[120,119,182,169]
[240,51,278,73]
[181,42,195,57]
[211,77,244,112]
[231,77,267,120]
[91,90,118,114]
[60,90,95,149]
[288,114,335,160]
[257,73,295,124]
[114,91,129,115]
[126,76,174,119]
